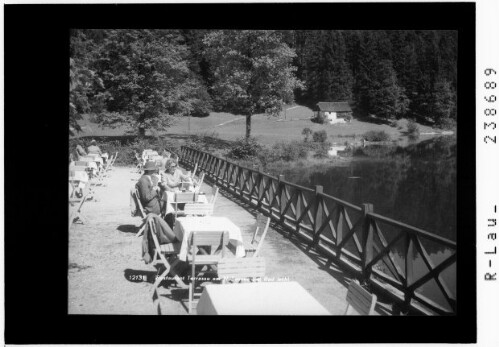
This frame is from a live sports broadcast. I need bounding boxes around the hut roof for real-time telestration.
[317,102,352,112]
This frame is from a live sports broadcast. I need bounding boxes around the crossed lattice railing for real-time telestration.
[180,146,457,315]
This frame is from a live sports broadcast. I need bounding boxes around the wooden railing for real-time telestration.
[180,146,457,315]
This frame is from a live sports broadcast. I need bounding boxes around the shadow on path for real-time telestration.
[208,182,354,289]
[117,224,139,234]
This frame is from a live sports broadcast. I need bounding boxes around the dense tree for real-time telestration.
[92,29,208,136]
[69,30,104,135]
[301,31,353,103]
[203,30,303,139]
[69,29,458,133]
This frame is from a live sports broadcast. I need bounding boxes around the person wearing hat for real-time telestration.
[136,161,178,244]
[136,161,164,215]
[160,158,193,192]
[87,139,103,156]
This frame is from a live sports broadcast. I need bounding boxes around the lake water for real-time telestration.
[271,136,457,313]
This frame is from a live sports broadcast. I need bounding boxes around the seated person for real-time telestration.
[160,159,193,192]
[161,149,171,158]
[136,161,177,237]
[87,139,103,156]
[76,142,87,158]
[137,161,163,214]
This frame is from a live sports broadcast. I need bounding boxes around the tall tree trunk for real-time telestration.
[245,114,252,140]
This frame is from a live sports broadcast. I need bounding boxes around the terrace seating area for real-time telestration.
[68,149,384,316]
[69,150,119,228]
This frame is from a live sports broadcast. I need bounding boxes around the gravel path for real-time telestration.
[69,166,351,315]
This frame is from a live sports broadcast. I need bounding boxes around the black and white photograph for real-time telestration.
[4,1,487,344]
[68,27,459,317]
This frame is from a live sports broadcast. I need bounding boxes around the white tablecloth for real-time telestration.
[173,216,245,261]
[197,281,331,315]
[69,170,89,183]
[77,159,98,172]
[84,155,103,166]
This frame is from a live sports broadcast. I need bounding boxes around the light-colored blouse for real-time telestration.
[161,169,192,191]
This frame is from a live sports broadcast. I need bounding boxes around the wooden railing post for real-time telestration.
[405,233,415,306]
[312,185,323,245]
[256,167,264,210]
[278,174,285,222]
[362,203,374,280]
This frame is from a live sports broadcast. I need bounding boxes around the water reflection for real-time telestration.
[276,137,457,242]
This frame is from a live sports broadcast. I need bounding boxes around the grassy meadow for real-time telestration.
[76,105,446,148]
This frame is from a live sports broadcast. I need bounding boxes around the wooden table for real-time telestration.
[197,281,331,315]
[173,216,245,261]
[162,191,208,216]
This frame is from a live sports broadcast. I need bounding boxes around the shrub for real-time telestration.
[312,130,328,143]
[407,119,420,140]
[362,130,390,142]
[312,112,326,124]
[314,143,330,158]
[344,114,352,123]
[227,137,263,160]
[436,117,456,130]
[302,128,312,142]
[270,141,309,162]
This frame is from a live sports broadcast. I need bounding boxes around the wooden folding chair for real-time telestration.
[245,213,271,257]
[187,231,229,314]
[210,186,219,204]
[194,172,205,193]
[134,188,148,237]
[148,217,187,302]
[69,187,92,228]
[109,151,118,170]
[344,280,377,315]
[190,162,198,179]
[217,257,266,284]
[135,152,143,173]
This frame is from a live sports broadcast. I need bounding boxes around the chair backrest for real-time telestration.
[110,152,117,166]
[217,257,266,283]
[134,188,147,219]
[147,217,177,264]
[344,280,377,315]
[189,231,229,261]
[191,163,198,178]
[194,172,205,193]
[210,186,219,204]
[249,213,271,257]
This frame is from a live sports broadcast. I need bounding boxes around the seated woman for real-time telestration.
[160,159,193,192]
[87,139,103,156]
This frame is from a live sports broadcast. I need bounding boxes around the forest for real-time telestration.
[70,29,457,137]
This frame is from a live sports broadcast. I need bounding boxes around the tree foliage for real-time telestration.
[203,30,303,138]
[92,29,210,136]
[69,29,457,135]
[69,30,104,135]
